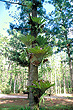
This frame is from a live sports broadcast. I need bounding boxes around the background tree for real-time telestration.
[48,0,73,92]
[0,0,53,109]
[0,0,73,109]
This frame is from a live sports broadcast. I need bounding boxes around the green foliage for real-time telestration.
[36,35,48,47]
[26,1,33,9]
[28,80,55,97]
[1,84,11,94]
[28,46,52,57]
[31,17,46,25]
[19,50,28,62]
[28,16,46,33]
[20,35,35,47]
[28,46,52,66]
[39,93,47,105]
[47,67,51,71]
[49,0,73,69]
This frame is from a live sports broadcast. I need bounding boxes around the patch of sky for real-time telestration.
[0,1,20,36]
[43,2,55,14]
[0,1,55,36]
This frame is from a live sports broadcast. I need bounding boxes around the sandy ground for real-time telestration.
[0,94,73,109]
[0,93,73,99]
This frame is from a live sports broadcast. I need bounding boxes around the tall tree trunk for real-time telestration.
[24,69,27,90]
[27,66,30,87]
[65,35,73,92]
[61,55,66,94]
[28,0,39,109]
[59,72,61,94]
[55,69,57,94]
[10,64,13,92]
[60,83,61,94]
[14,75,17,94]
[18,67,21,92]
[7,62,11,79]
[48,71,51,94]
[66,76,69,93]
[18,73,21,92]
[67,45,73,92]
[66,66,69,93]
[63,71,66,94]
[58,86,59,94]
[51,72,53,94]
[29,63,38,109]
[10,73,13,91]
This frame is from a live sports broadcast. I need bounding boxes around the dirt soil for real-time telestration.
[0,94,73,109]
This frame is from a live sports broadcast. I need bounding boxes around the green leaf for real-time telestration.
[31,17,46,25]
[36,35,47,47]
[19,52,27,61]
[39,93,47,105]
[27,80,55,98]
[61,26,66,31]
[20,34,35,47]
[28,46,52,57]
[27,2,33,9]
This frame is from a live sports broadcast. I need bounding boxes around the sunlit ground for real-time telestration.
[0,94,73,110]
[55,93,73,97]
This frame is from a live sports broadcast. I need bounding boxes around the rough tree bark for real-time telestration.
[29,0,39,109]
[67,45,73,92]
[29,64,38,109]
[65,35,73,92]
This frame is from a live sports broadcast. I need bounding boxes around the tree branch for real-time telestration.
[14,27,31,30]
[0,0,26,6]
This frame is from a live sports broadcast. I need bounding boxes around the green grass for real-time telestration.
[0,105,73,110]
[0,97,73,110]
[46,105,73,110]
[0,104,24,110]
[0,106,30,110]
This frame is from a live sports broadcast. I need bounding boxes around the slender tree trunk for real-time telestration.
[55,69,57,94]
[17,73,21,92]
[66,77,69,93]
[24,70,27,90]
[10,73,13,91]
[66,67,69,93]
[63,71,66,94]
[59,72,61,94]
[58,86,59,94]
[27,66,30,99]
[61,55,66,94]
[14,75,17,94]
[51,71,53,94]
[65,35,73,92]
[10,64,13,92]
[18,67,21,92]
[60,83,61,94]
[7,62,11,79]
[27,66,30,87]
[67,46,73,92]
[48,71,51,94]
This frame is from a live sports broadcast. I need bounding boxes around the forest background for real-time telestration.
[0,0,73,101]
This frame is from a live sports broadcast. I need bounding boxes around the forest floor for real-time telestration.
[0,93,73,110]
